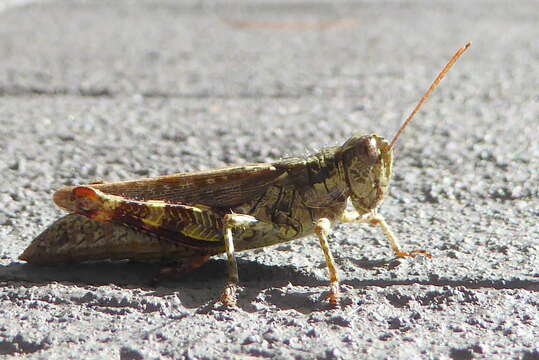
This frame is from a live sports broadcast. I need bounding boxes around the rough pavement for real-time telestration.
[0,0,537,359]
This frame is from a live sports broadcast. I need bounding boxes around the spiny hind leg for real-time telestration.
[340,210,431,258]
[151,254,211,285]
[219,213,263,307]
[314,218,340,306]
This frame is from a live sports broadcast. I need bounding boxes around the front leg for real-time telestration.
[341,210,431,258]
[314,218,340,306]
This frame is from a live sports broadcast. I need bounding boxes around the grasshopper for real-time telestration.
[20,42,471,307]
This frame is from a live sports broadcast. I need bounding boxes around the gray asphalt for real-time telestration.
[0,0,537,359]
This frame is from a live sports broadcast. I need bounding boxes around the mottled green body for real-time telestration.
[22,134,393,264]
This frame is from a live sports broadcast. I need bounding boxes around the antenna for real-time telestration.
[389,42,471,150]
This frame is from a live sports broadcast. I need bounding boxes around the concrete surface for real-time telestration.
[0,0,537,359]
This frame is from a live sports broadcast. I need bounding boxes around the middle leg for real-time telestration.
[314,218,341,306]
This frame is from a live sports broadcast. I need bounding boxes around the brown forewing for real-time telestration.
[56,163,288,210]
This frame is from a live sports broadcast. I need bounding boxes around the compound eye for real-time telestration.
[357,136,380,165]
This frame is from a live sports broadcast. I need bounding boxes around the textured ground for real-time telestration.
[0,0,537,359]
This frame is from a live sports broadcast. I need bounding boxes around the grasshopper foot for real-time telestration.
[328,283,341,307]
[219,283,238,307]
[395,249,432,259]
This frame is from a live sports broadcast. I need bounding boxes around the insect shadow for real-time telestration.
[3,259,535,312]
[1,256,404,311]
[2,258,327,309]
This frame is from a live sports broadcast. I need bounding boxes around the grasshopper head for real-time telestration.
[339,134,393,213]
[336,42,471,213]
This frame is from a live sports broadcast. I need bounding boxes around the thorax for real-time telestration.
[233,149,349,240]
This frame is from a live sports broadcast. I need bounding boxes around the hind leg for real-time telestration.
[219,213,264,307]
